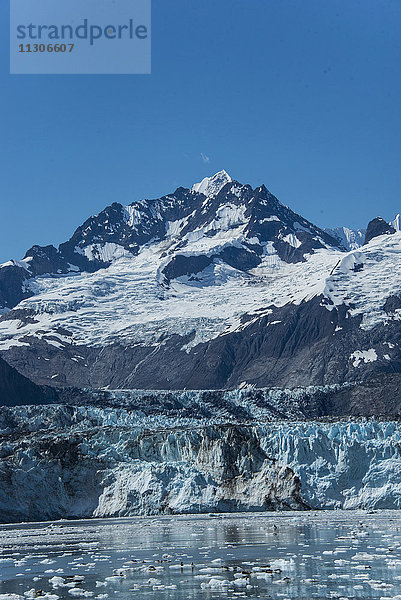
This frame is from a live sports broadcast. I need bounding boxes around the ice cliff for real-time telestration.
[0,406,304,522]
[258,420,401,510]
[0,405,401,523]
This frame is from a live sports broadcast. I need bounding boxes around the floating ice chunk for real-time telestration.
[104,576,122,583]
[49,576,65,588]
[269,559,295,569]
[200,578,230,589]
[198,567,223,574]
[233,578,249,588]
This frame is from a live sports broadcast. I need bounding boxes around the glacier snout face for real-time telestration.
[94,426,304,518]
[0,411,305,523]
[1,405,401,522]
[259,420,401,510]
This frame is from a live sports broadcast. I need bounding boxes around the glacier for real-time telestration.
[1,402,401,523]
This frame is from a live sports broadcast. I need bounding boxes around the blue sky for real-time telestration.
[1,0,401,262]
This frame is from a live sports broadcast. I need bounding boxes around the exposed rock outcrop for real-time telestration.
[364,216,395,244]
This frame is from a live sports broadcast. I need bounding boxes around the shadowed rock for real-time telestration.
[364,217,395,244]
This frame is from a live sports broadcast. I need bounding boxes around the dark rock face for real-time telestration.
[313,373,401,417]
[0,245,72,310]
[162,255,213,281]
[384,295,401,313]
[0,355,56,407]
[24,245,71,276]
[364,217,396,244]
[218,246,261,270]
[0,263,32,309]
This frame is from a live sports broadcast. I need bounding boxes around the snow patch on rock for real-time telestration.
[350,349,378,367]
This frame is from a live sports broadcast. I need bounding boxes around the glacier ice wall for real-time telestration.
[258,420,401,509]
[0,405,401,522]
[0,407,305,522]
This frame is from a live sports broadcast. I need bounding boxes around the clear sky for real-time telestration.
[1,0,400,262]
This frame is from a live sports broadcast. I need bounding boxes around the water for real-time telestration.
[1,511,401,599]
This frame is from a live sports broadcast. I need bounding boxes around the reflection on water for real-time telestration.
[1,511,401,599]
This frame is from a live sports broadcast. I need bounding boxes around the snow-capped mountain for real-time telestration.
[0,170,342,311]
[0,172,400,395]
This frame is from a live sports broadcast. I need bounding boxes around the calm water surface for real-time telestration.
[1,511,401,599]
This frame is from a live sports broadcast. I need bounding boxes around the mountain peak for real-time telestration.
[364,217,396,244]
[192,170,232,197]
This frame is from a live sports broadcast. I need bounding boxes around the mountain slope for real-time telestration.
[0,172,400,394]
